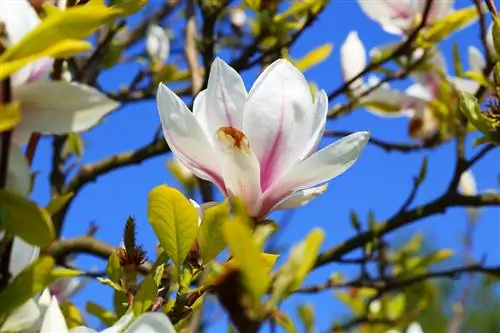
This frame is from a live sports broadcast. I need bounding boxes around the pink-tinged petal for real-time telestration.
[157,84,225,191]
[214,127,262,216]
[243,59,314,191]
[205,58,247,131]
[340,31,366,90]
[0,0,42,86]
[26,57,54,83]
[40,297,68,333]
[0,140,31,196]
[418,0,454,23]
[127,313,176,333]
[273,184,328,210]
[258,132,369,218]
[9,238,40,277]
[13,82,119,144]
[358,0,415,35]
[301,90,327,159]
[468,46,485,72]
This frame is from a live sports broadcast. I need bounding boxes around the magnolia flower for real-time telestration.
[157,58,369,219]
[0,0,119,144]
[358,0,453,35]
[386,322,424,333]
[458,169,480,223]
[71,312,176,333]
[229,7,247,29]
[146,25,170,65]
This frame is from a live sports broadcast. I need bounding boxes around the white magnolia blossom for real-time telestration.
[72,312,176,333]
[0,0,119,144]
[386,322,424,333]
[0,289,51,332]
[340,31,480,140]
[157,58,369,219]
[458,169,480,223]
[229,7,247,29]
[358,0,454,35]
[146,25,170,64]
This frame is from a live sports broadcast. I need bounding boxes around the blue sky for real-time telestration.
[30,0,499,331]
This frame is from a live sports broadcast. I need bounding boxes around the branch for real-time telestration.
[323,131,435,153]
[314,192,500,269]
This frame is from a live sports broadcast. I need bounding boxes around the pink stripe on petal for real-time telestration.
[259,93,285,191]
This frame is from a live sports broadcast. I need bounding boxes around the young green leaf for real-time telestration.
[198,201,230,264]
[297,304,315,333]
[459,92,491,135]
[86,301,118,327]
[0,190,55,247]
[45,192,74,216]
[133,276,158,315]
[148,185,198,270]
[0,256,55,325]
[106,251,124,283]
[294,43,333,72]
[223,218,270,301]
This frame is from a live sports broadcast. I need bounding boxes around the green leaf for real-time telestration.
[147,185,198,270]
[50,268,82,280]
[106,251,124,284]
[459,92,491,136]
[0,190,55,247]
[86,302,117,327]
[113,290,128,317]
[60,301,84,328]
[452,43,463,77]
[418,5,479,46]
[46,192,74,216]
[198,201,230,263]
[387,294,405,319]
[359,100,402,114]
[350,211,362,232]
[294,44,333,72]
[0,256,55,325]
[463,70,492,88]
[62,132,84,159]
[223,218,270,301]
[133,276,158,315]
[272,229,325,304]
[493,17,500,57]
[297,304,315,333]
[153,264,165,287]
[274,312,297,333]
[96,278,123,292]
[244,0,260,11]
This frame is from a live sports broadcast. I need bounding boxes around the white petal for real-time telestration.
[50,278,82,302]
[451,77,480,94]
[406,322,424,333]
[157,84,226,191]
[40,297,68,333]
[204,58,247,132]
[259,132,370,218]
[192,89,209,135]
[9,238,40,277]
[357,0,414,35]
[70,328,98,333]
[468,46,485,72]
[13,82,119,143]
[405,83,432,102]
[243,59,315,191]
[229,8,247,28]
[146,25,170,63]
[126,313,176,333]
[38,289,52,309]
[273,184,328,210]
[99,313,134,333]
[487,23,496,58]
[419,0,454,23]
[340,31,366,88]
[301,90,327,158]
[0,140,31,196]
[459,170,477,196]
[0,0,46,86]
[0,299,41,332]
[214,127,262,216]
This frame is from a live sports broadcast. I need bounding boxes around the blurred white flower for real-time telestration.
[459,169,480,222]
[229,7,247,29]
[0,0,120,144]
[157,58,369,219]
[146,25,170,64]
[0,289,52,332]
[71,312,176,333]
[358,0,454,36]
[386,321,424,333]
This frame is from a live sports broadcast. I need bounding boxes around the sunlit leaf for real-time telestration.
[45,192,74,216]
[198,201,230,264]
[133,276,157,315]
[0,190,55,247]
[60,301,84,328]
[294,44,333,72]
[106,251,124,284]
[297,304,314,333]
[147,185,198,270]
[86,301,117,327]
